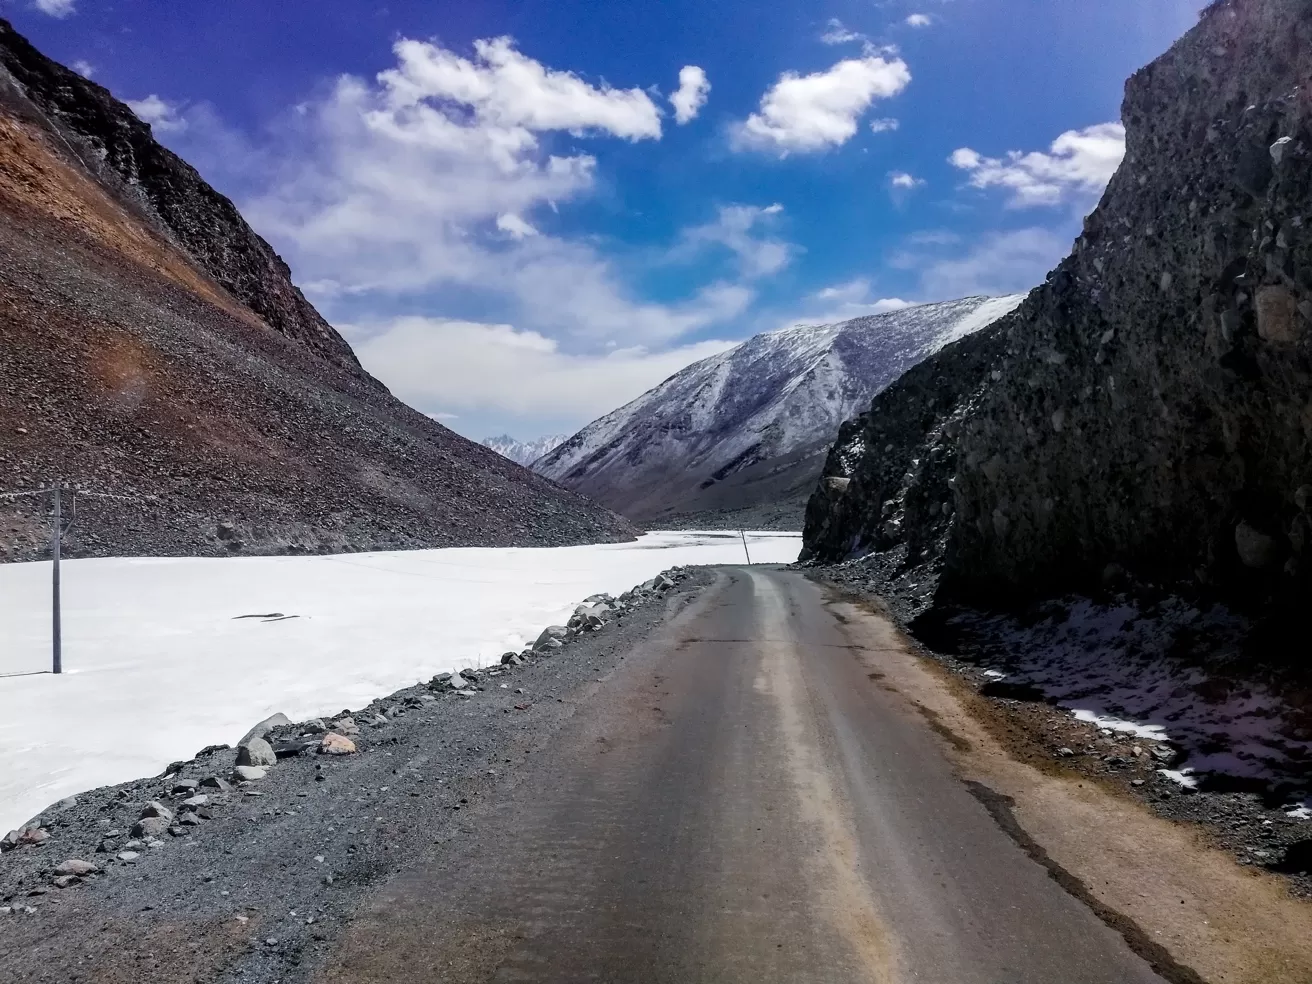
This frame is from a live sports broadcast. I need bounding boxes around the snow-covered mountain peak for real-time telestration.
[535,294,1026,523]
[481,434,568,467]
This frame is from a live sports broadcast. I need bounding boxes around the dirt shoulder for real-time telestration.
[822,583,1312,984]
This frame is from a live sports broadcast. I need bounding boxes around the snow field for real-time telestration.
[0,531,801,833]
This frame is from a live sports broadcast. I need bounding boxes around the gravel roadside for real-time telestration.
[811,569,1312,902]
[0,566,714,984]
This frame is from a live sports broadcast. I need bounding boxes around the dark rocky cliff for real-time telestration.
[805,0,1312,608]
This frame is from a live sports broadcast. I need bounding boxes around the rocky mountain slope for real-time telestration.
[482,434,567,467]
[804,0,1312,610]
[0,18,635,560]
[536,296,1023,527]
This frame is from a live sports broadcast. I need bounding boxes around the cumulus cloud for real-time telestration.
[820,18,865,45]
[950,122,1126,208]
[730,54,911,154]
[889,171,925,190]
[230,37,754,348]
[869,117,899,134]
[670,65,710,124]
[32,0,75,17]
[352,317,737,422]
[126,95,188,133]
[680,202,795,278]
[905,14,933,28]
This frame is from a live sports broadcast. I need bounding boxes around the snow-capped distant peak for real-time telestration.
[535,294,1026,521]
[482,434,569,467]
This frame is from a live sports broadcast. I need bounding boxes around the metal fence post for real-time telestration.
[739,529,752,565]
[52,485,61,675]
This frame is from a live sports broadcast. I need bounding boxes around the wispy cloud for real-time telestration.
[678,202,796,278]
[126,95,188,133]
[905,14,933,28]
[869,117,900,134]
[32,0,75,18]
[820,18,866,45]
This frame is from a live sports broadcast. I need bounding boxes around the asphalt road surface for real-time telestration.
[323,568,1167,984]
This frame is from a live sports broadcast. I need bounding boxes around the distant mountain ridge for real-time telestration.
[482,434,568,467]
[0,18,635,561]
[535,295,1025,527]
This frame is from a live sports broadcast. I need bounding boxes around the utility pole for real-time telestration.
[52,484,61,675]
[739,529,752,565]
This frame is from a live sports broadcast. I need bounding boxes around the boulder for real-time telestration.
[199,776,232,791]
[1256,285,1300,343]
[499,651,523,666]
[238,712,291,746]
[233,765,268,782]
[170,779,199,795]
[334,716,360,736]
[236,737,277,767]
[131,816,170,839]
[1235,522,1280,569]
[139,801,173,821]
[319,733,357,755]
[17,827,49,846]
[179,795,208,810]
[534,625,570,650]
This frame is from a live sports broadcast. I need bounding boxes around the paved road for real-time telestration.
[322,568,1166,983]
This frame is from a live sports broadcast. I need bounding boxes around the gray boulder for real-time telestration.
[131,816,170,839]
[238,713,291,746]
[236,737,277,767]
[534,625,570,650]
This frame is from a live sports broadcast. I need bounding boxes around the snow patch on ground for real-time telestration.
[0,532,801,833]
[941,595,1312,792]
[1070,709,1168,742]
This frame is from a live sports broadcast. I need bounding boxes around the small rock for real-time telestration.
[116,851,140,862]
[1235,521,1280,569]
[302,719,327,734]
[168,825,189,837]
[171,779,200,795]
[18,827,50,846]
[533,625,570,651]
[200,776,232,791]
[1271,135,1295,166]
[1,830,21,852]
[53,859,98,877]
[1057,747,1076,758]
[1256,285,1300,343]
[319,733,357,756]
[96,839,118,854]
[179,794,208,810]
[52,875,81,889]
[236,737,277,768]
[179,814,203,827]
[334,716,360,736]
[233,765,268,782]
[1131,779,1146,787]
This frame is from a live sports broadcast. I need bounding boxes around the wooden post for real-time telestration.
[739,529,752,565]
[52,485,61,675]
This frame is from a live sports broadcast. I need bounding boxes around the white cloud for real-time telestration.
[670,65,710,124]
[730,54,911,154]
[496,213,539,239]
[680,202,795,278]
[901,227,1070,298]
[380,36,662,140]
[889,171,925,189]
[869,117,899,134]
[126,95,188,133]
[906,14,933,28]
[950,122,1126,208]
[33,0,75,17]
[71,60,95,78]
[353,317,737,422]
[820,18,865,45]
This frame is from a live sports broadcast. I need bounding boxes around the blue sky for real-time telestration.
[6,0,1207,440]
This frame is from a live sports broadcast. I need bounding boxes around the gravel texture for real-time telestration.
[0,566,711,983]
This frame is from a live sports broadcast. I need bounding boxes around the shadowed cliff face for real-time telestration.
[806,0,1312,606]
